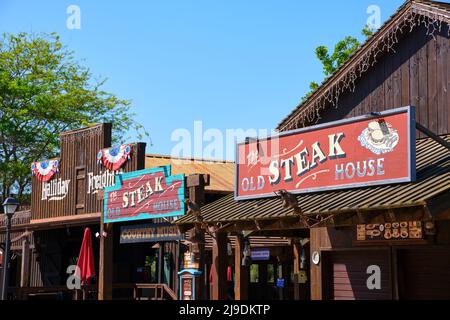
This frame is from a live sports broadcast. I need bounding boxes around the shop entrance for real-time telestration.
[249,261,284,300]
[115,242,161,284]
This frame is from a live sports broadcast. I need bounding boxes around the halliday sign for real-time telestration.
[104,165,185,223]
[235,106,416,200]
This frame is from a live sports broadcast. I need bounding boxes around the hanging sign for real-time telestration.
[104,165,185,223]
[120,222,184,244]
[97,144,132,171]
[356,221,423,241]
[235,106,416,200]
[31,159,60,182]
[251,249,270,261]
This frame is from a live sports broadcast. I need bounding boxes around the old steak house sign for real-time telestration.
[235,107,416,200]
[104,165,185,223]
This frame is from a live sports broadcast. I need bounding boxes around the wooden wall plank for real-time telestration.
[427,37,438,133]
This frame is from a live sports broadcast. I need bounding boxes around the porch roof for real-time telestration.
[176,135,450,225]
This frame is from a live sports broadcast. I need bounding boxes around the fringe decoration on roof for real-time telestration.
[279,5,450,132]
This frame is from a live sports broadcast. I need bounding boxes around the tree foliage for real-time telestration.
[302,25,375,102]
[0,32,149,200]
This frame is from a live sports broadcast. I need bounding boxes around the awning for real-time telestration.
[177,135,450,226]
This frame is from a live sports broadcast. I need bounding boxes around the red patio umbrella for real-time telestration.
[75,228,96,286]
[209,265,233,282]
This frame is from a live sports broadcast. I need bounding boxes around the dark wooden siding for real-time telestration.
[397,246,450,300]
[325,250,392,300]
[31,124,146,220]
[308,24,450,138]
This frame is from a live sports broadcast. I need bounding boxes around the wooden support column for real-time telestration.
[293,240,300,300]
[98,221,113,300]
[310,228,323,300]
[20,239,30,288]
[234,235,249,300]
[211,231,228,300]
[157,243,164,283]
[186,174,209,300]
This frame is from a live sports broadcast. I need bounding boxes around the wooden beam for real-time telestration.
[29,213,101,230]
[20,239,30,288]
[98,222,113,300]
[416,122,450,151]
[211,232,227,300]
[186,174,208,300]
[234,235,249,300]
[293,240,300,301]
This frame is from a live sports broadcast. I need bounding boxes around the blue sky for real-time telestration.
[0,0,405,159]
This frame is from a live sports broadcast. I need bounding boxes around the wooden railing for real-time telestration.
[110,283,177,300]
[9,283,177,300]
[0,210,31,228]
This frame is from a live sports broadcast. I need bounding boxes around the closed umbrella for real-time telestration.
[75,228,96,290]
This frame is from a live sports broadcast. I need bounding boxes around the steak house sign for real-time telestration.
[104,165,185,223]
[235,107,416,200]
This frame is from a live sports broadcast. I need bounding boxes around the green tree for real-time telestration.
[302,25,375,102]
[0,32,149,200]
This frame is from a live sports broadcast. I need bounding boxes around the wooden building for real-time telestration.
[0,125,237,300]
[176,0,450,300]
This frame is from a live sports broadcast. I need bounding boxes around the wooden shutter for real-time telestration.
[328,250,392,300]
[75,166,86,214]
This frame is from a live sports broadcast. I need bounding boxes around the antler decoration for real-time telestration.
[276,190,326,228]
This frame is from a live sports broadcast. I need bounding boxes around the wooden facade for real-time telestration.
[31,124,146,221]
[278,1,450,301]
[311,220,450,300]
[175,0,450,301]
[305,24,450,138]
[22,124,147,290]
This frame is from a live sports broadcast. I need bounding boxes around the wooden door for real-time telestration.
[325,250,392,300]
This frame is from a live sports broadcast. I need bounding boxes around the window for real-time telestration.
[250,264,259,283]
[267,264,275,283]
[145,255,157,283]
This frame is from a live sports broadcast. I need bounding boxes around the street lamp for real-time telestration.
[1,197,19,300]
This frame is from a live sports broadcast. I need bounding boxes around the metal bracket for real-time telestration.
[416,122,450,151]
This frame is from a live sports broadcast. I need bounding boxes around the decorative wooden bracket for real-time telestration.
[276,189,329,228]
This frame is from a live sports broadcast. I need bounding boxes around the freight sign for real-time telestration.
[356,221,423,241]
[235,107,416,200]
[120,222,183,244]
[104,165,185,223]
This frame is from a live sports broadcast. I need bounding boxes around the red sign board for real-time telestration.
[104,166,185,223]
[235,107,416,200]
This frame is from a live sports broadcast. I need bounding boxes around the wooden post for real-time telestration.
[293,240,300,300]
[157,243,164,283]
[234,235,249,300]
[186,174,209,300]
[211,231,228,300]
[20,239,30,288]
[98,221,113,300]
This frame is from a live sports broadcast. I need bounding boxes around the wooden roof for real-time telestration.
[176,134,450,225]
[145,154,235,193]
[278,0,450,131]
